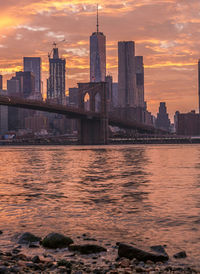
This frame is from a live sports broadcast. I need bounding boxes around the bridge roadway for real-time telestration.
[0,95,157,133]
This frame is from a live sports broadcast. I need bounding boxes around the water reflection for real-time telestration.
[0,145,200,266]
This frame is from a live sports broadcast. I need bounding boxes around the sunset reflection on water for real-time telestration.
[0,144,200,265]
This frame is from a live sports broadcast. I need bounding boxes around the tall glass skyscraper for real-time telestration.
[90,6,106,82]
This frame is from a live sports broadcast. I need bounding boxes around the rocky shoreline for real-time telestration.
[0,231,199,273]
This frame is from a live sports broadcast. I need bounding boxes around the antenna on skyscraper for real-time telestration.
[97,4,99,33]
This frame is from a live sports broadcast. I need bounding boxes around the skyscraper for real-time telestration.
[90,5,106,82]
[24,57,41,94]
[47,46,66,105]
[135,56,144,108]
[156,102,171,131]
[118,41,137,107]
[0,75,2,90]
[198,60,200,113]
[15,71,35,98]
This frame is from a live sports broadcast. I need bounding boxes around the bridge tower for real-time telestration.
[78,82,108,145]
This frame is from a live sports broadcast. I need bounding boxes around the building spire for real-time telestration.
[96,4,99,33]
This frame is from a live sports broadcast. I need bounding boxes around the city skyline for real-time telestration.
[0,1,200,118]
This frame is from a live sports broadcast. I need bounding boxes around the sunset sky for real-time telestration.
[0,0,200,118]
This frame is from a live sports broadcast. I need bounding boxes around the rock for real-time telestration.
[68,244,107,254]
[57,259,72,269]
[120,258,130,267]
[135,266,146,273]
[12,253,28,261]
[12,248,20,254]
[9,266,20,273]
[0,266,8,274]
[29,243,39,248]
[32,255,40,263]
[150,245,168,256]
[41,232,73,249]
[173,251,187,259]
[83,238,97,241]
[146,260,154,265]
[18,232,41,245]
[118,243,168,262]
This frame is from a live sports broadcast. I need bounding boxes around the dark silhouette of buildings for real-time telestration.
[0,75,2,90]
[16,71,35,98]
[0,76,8,135]
[69,88,79,107]
[24,57,41,95]
[118,41,137,107]
[90,5,106,82]
[156,102,171,131]
[6,71,35,131]
[135,56,144,108]
[175,110,200,136]
[7,71,35,98]
[112,83,118,108]
[198,60,200,113]
[47,46,66,105]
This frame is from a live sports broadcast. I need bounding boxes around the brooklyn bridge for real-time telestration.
[0,82,164,145]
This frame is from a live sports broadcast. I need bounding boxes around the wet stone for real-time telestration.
[150,245,168,256]
[41,232,73,249]
[0,266,8,274]
[32,255,40,263]
[18,232,41,245]
[118,243,169,262]
[9,266,20,273]
[120,258,130,268]
[28,243,39,248]
[12,248,20,254]
[68,244,107,254]
[57,259,72,269]
[173,251,187,259]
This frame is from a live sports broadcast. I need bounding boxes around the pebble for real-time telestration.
[0,235,198,273]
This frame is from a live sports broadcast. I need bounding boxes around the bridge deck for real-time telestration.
[0,95,161,133]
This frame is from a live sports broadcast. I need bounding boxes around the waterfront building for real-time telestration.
[156,102,171,131]
[7,72,35,131]
[175,110,200,135]
[47,47,66,105]
[24,57,41,95]
[90,6,106,82]
[0,88,8,135]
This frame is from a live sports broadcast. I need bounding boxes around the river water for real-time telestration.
[0,144,200,267]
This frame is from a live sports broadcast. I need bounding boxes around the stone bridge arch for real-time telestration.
[78,82,108,145]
